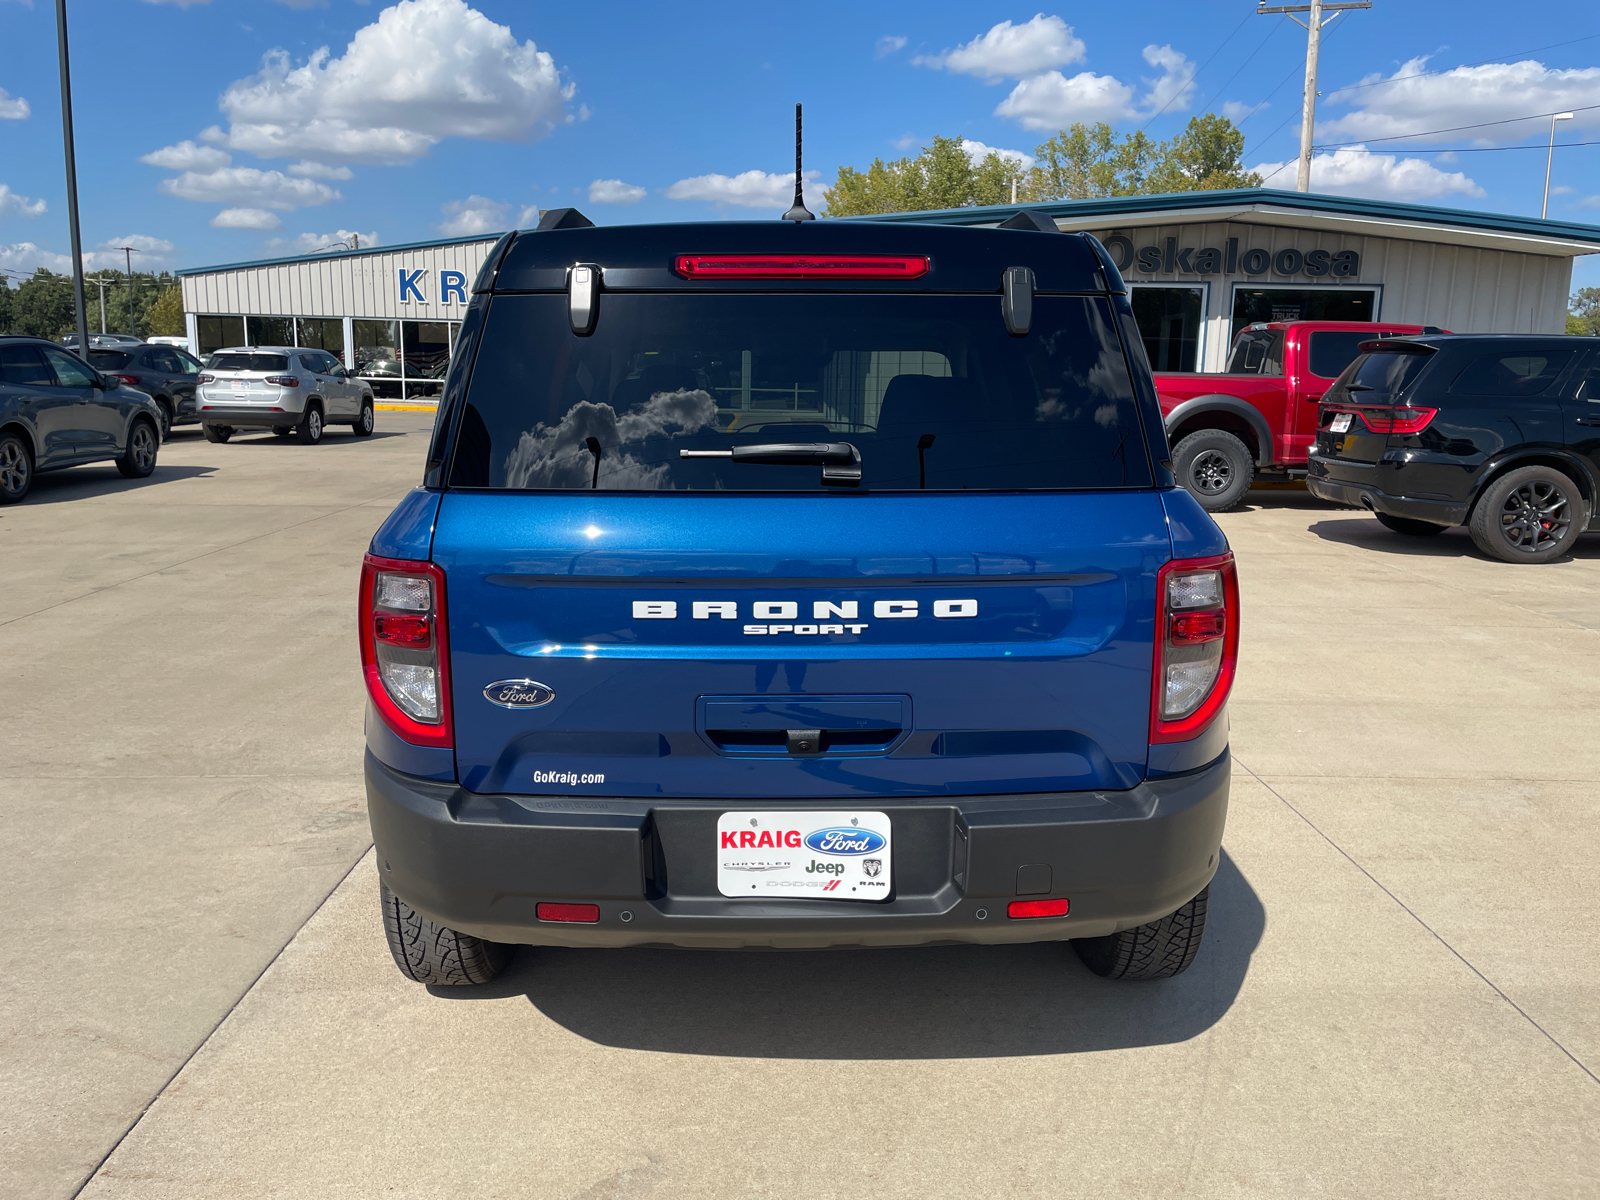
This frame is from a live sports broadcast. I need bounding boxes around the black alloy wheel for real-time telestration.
[1172,429,1254,513]
[0,432,32,504]
[116,418,160,479]
[1469,465,1587,565]
[352,399,375,438]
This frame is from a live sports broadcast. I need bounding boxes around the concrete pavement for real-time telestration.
[5,422,1598,1197]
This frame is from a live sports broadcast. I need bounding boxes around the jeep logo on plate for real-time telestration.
[804,827,886,855]
[483,679,556,709]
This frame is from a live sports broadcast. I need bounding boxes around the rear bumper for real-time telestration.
[365,749,1229,949]
[196,400,302,427]
[1306,457,1468,526]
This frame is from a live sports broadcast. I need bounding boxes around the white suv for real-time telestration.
[196,345,375,444]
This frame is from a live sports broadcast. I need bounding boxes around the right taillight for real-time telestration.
[1151,552,1239,744]
[359,553,452,748]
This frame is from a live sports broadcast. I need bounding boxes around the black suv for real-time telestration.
[1308,335,1598,563]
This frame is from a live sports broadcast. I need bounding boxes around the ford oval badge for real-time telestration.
[803,827,886,856]
[483,679,556,709]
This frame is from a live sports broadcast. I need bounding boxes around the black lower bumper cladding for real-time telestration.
[365,750,1229,949]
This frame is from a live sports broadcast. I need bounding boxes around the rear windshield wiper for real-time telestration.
[680,442,862,487]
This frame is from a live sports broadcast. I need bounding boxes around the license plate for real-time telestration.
[1329,412,1352,432]
[716,811,891,899]
[230,381,247,393]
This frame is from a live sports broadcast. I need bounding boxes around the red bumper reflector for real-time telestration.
[373,613,430,647]
[673,253,930,280]
[537,903,600,923]
[1008,898,1070,919]
[1170,610,1226,644]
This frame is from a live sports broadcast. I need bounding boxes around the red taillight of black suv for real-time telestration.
[1321,405,1439,435]
[359,554,453,748]
[1151,552,1240,743]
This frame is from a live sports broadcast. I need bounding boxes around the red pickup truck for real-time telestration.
[1157,320,1443,511]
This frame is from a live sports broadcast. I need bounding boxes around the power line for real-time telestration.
[1193,18,1286,117]
[1324,31,1600,97]
[1317,101,1600,147]
[1314,138,1600,155]
[1141,11,1254,131]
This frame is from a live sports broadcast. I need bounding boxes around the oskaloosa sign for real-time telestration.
[1099,234,1360,279]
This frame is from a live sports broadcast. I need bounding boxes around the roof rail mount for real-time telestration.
[997,209,1060,234]
[538,208,595,231]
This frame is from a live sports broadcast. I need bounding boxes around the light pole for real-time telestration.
[55,0,88,354]
[1543,112,1574,219]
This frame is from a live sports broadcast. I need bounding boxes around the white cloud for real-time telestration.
[589,178,645,205]
[286,160,353,179]
[0,88,29,120]
[438,194,508,235]
[0,242,71,274]
[995,69,1135,129]
[0,184,47,219]
[212,207,282,230]
[209,0,573,165]
[159,166,340,209]
[959,139,1035,171]
[1138,44,1197,116]
[516,205,542,227]
[1247,146,1485,201]
[915,15,1085,82]
[891,132,919,151]
[1320,57,1600,144]
[265,229,381,253]
[140,140,232,171]
[1223,100,1267,122]
[665,170,818,209]
[875,35,907,58]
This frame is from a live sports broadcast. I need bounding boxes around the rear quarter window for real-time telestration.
[450,293,1153,492]
[1448,351,1576,397]
[1334,348,1434,400]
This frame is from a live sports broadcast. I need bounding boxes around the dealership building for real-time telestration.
[176,188,1600,395]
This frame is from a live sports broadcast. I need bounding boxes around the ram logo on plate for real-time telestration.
[483,679,556,709]
[804,827,886,855]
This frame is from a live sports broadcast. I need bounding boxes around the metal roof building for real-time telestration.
[174,189,1600,394]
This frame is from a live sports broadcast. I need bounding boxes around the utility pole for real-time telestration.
[55,0,89,355]
[1258,1,1372,193]
[90,272,112,333]
[117,246,141,337]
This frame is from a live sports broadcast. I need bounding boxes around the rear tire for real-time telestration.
[1073,885,1209,980]
[202,423,232,443]
[352,398,375,437]
[154,401,173,441]
[0,432,33,504]
[380,880,510,986]
[1172,430,1254,513]
[115,418,159,479]
[296,404,324,445]
[1376,512,1447,536]
[1468,465,1587,564]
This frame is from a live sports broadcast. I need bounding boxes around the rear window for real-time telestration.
[208,353,289,372]
[449,294,1152,492]
[1227,329,1283,375]
[1449,351,1576,397]
[87,350,134,370]
[1336,347,1434,400]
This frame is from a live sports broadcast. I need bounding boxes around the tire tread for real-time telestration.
[380,880,508,986]
[1073,885,1209,980]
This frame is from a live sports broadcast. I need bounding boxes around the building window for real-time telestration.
[1231,287,1378,341]
[247,315,294,347]
[1131,285,1206,372]
[401,320,452,400]
[196,315,245,357]
[353,319,402,399]
[295,317,344,360]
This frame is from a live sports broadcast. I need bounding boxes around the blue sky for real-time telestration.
[3,0,1600,288]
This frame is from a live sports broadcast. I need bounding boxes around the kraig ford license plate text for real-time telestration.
[716,811,892,899]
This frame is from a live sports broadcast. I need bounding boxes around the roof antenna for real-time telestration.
[782,103,815,222]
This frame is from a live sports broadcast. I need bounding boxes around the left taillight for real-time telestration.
[359,553,452,748]
[1151,552,1239,744]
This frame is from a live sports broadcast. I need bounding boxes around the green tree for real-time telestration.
[1148,114,1262,193]
[14,269,75,339]
[824,136,1027,216]
[146,285,186,336]
[0,277,13,334]
[1569,287,1600,335]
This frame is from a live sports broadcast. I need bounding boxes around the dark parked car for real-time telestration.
[86,343,205,440]
[1309,334,1599,563]
[0,336,163,504]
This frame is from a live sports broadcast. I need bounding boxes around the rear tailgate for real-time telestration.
[437,491,1165,799]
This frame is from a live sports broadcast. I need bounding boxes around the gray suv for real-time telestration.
[0,336,163,504]
[197,345,375,445]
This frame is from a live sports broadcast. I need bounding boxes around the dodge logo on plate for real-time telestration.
[483,679,556,708]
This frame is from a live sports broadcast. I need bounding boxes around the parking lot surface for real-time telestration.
[5,416,1598,1199]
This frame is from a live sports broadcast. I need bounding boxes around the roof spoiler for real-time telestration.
[996,209,1060,234]
[536,207,595,231]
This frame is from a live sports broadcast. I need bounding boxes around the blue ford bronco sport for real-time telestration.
[360,204,1238,986]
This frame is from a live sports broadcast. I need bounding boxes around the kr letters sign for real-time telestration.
[397,268,469,304]
[1099,234,1360,279]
